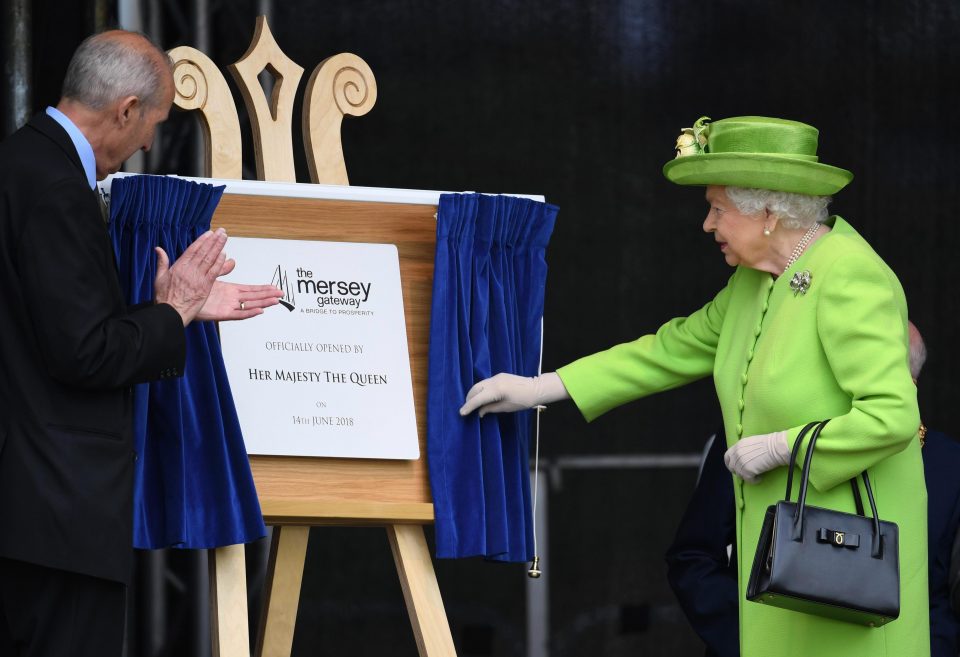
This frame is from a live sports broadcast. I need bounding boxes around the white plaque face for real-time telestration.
[219,237,419,459]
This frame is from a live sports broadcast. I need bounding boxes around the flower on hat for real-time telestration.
[674,116,711,158]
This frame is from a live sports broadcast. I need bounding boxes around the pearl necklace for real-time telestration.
[783,223,821,274]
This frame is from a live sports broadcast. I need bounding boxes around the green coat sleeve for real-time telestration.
[557,273,734,422]
[788,252,919,492]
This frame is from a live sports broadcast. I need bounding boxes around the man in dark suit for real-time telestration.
[664,432,739,657]
[910,323,960,657]
[665,322,960,657]
[0,31,279,657]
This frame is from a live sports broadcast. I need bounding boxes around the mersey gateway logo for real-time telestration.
[269,264,373,312]
[271,266,296,311]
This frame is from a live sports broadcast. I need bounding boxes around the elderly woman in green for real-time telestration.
[460,116,927,657]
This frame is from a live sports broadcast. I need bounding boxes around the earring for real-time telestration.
[763,226,771,236]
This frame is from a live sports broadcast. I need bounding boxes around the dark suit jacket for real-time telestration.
[667,428,960,657]
[0,114,185,583]
[665,433,739,657]
[923,429,960,657]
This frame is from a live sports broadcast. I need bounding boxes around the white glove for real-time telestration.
[459,372,570,417]
[723,431,791,483]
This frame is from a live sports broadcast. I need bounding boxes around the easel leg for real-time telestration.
[209,544,250,657]
[254,525,310,657]
[387,524,457,657]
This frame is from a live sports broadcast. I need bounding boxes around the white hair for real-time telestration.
[61,32,173,110]
[725,186,832,229]
[909,326,927,380]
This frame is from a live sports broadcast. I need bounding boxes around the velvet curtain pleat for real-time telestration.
[428,193,557,561]
[109,174,266,549]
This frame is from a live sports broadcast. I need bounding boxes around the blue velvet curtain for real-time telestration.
[108,174,266,549]
[428,193,557,561]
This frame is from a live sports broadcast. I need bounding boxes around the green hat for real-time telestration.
[662,116,853,195]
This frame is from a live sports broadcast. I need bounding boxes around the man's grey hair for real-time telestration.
[909,325,927,380]
[725,187,832,229]
[61,32,173,110]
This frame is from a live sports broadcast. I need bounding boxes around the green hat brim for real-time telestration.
[663,153,853,196]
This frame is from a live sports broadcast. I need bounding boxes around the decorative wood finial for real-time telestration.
[170,15,377,186]
[168,46,243,179]
[228,16,304,183]
[303,54,378,185]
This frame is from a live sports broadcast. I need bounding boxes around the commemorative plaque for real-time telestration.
[219,236,419,459]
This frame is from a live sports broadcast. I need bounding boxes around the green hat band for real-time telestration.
[706,119,819,162]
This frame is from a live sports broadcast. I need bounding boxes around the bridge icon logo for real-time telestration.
[271,265,296,311]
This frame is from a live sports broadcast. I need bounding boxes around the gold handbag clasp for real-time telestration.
[817,527,859,548]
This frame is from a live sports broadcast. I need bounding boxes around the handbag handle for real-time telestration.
[785,421,866,516]
[792,419,883,558]
[784,421,819,501]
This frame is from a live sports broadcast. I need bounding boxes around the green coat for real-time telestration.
[557,217,927,657]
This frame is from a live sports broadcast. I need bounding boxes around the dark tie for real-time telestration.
[96,188,109,224]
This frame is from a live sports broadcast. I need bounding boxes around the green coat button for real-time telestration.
[737,423,743,435]
[741,373,748,384]
[738,399,745,410]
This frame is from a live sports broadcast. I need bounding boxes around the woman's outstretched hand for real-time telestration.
[723,431,790,483]
[459,372,570,418]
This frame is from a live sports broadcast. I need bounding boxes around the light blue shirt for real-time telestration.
[45,106,96,190]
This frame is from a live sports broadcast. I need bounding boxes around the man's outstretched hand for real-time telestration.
[197,258,284,321]
[154,229,284,325]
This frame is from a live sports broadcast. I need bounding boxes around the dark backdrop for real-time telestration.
[5,1,960,656]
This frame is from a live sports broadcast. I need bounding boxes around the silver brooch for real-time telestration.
[789,270,812,296]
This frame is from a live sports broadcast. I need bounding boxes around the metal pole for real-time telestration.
[117,0,144,45]
[192,0,210,177]
[256,0,275,106]
[118,0,145,173]
[92,0,110,32]
[257,0,274,23]
[143,550,168,657]
[190,548,212,657]
[3,0,32,137]
[145,0,163,173]
[526,469,550,657]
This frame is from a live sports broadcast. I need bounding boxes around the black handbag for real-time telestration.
[746,419,900,626]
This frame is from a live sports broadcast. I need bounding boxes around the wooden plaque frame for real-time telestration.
[216,192,437,527]
[163,16,459,657]
[210,187,455,657]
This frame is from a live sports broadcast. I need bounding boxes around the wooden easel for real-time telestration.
[168,17,456,657]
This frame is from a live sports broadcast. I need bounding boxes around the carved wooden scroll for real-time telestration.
[168,15,377,187]
[168,46,243,179]
[303,54,377,185]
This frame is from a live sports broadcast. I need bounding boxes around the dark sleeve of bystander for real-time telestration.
[950,525,960,621]
[665,430,740,657]
[923,429,960,657]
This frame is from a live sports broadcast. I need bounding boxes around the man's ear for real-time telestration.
[116,95,140,126]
